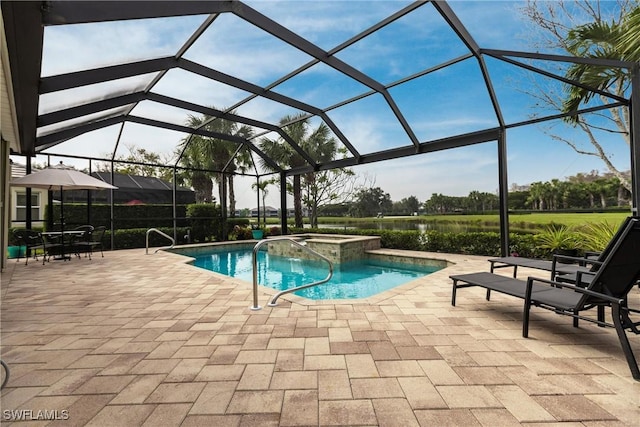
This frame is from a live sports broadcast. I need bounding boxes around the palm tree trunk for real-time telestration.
[293,175,303,228]
[228,174,236,217]
[193,173,211,203]
[217,173,224,209]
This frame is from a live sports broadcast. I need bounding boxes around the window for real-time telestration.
[16,192,41,221]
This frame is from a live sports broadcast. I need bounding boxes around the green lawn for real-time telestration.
[427,212,629,227]
[313,212,630,229]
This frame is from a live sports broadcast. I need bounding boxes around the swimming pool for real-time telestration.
[187,246,442,300]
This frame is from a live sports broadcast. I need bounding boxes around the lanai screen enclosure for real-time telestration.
[3,1,639,254]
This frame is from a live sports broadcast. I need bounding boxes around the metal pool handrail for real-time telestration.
[145,228,175,254]
[251,237,334,310]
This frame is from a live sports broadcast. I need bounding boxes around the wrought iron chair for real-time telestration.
[12,229,59,265]
[73,226,106,259]
[70,225,94,258]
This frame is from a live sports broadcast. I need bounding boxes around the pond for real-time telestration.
[309,221,504,233]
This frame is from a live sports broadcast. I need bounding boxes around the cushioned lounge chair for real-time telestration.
[450,217,640,380]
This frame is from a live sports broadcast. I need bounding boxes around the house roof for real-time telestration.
[250,206,279,211]
[92,172,193,193]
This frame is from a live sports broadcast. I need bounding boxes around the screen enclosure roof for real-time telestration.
[2,0,636,180]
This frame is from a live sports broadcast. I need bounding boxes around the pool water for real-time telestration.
[190,248,440,300]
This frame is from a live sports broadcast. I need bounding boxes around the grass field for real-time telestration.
[314,212,630,229]
[426,212,629,227]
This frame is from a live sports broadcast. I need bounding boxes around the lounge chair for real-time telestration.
[450,217,640,380]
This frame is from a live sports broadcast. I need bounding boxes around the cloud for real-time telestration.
[41,15,207,76]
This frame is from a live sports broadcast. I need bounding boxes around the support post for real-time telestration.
[221,173,228,240]
[630,63,640,216]
[280,172,288,235]
[172,166,177,242]
[497,129,510,256]
[256,176,261,227]
[87,160,92,225]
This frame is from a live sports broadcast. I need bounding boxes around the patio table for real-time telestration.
[41,230,86,260]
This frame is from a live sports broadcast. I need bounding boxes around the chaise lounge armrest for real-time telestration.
[524,276,625,306]
[551,253,603,268]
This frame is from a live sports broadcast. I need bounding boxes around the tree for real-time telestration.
[251,177,276,226]
[97,144,173,181]
[350,187,392,217]
[177,121,216,203]
[259,114,341,228]
[616,5,640,58]
[303,169,357,228]
[302,148,360,228]
[507,190,529,210]
[520,1,636,195]
[177,111,253,208]
[392,196,421,215]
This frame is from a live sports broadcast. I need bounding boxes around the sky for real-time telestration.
[17,0,632,209]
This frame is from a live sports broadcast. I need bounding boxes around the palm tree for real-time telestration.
[177,111,253,212]
[251,178,274,226]
[301,122,338,228]
[177,121,215,203]
[617,5,640,63]
[259,114,337,228]
[561,5,639,193]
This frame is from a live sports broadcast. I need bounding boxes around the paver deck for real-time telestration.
[1,248,639,426]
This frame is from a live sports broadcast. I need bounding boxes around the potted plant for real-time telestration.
[7,232,26,259]
[535,224,580,261]
[251,224,264,240]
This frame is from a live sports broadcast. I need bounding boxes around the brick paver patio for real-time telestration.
[1,247,638,426]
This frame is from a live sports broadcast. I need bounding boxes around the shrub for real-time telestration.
[269,226,282,236]
[575,221,619,252]
[111,227,191,249]
[378,230,423,250]
[508,233,543,258]
[186,204,221,242]
[228,224,252,241]
[535,225,579,252]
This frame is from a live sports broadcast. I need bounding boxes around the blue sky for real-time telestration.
[25,1,631,209]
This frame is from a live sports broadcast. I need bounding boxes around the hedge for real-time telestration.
[8,223,556,257]
[290,227,549,258]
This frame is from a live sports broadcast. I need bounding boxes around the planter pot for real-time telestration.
[252,230,264,239]
[7,246,25,259]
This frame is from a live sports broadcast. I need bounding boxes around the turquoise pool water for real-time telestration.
[190,247,441,300]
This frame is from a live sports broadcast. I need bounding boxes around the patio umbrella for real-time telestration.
[10,162,117,258]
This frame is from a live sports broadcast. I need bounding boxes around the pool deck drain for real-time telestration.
[1,248,639,426]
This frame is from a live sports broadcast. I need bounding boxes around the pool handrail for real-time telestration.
[145,228,175,254]
[251,237,334,310]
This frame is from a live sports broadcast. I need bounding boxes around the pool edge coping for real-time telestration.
[161,243,466,306]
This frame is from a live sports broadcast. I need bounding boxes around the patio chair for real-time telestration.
[450,217,640,380]
[70,225,94,258]
[73,226,106,259]
[12,229,60,265]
